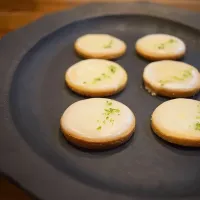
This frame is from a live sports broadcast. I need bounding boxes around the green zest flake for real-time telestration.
[91,65,117,85]
[92,72,111,84]
[106,100,112,106]
[102,73,110,78]
[172,76,184,81]
[197,104,200,114]
[110,118,114,124]
[158,43,165,50]
[195,122,200,131]
[83,81,87,84]
[182,69,192,78]
[97,126,102,131]
[94,77,101,81]
[194,103,200,130]
[108,65,117,74]
[157,38,176,50]
[159,79,171,86]
[92,77,101,84]
[159,69,193,87]
[103,39,113,48]
[96,104,120,130]
[104,108,120,115]
[168,38,176,43]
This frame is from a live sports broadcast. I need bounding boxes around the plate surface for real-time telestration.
[1,2,200,200]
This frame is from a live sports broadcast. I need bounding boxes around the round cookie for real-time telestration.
[143,60,200,97]
[151,99,200,147]
[75,34,126,59]
[65,59,128,97]
[60,98,136,149]
[135,34,186,60]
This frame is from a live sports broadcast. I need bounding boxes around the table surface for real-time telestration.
[0,0,200,199]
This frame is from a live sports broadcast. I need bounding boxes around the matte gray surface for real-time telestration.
[1,2,200,200]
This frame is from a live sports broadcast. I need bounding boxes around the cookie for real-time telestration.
[151,99,200,147]
[65,59,128,97]
[75,34,126,59]
[60,98,136,149]
[136,34,186,60]
[143,60,200,97]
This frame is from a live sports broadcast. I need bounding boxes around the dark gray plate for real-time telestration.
[1,2,200,200]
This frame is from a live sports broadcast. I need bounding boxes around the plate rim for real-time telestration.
[0,2,200,200]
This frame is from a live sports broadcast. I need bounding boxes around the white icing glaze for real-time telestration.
[66,59,127,90]
[136,34,185,55]
[143,60,199,90]
[152,99,200,138]
[61,98,135,139]
[75,34,126,54]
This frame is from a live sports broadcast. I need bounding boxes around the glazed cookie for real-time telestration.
[60,98,136,149]
[143,60,200,97]
[75,34,126,59]
[136,34,186,60]
[65,59,128,97]
[151,99,200,147]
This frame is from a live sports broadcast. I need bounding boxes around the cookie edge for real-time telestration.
[143,63,200,98]
[60,113,136,150]
[75,36,127,60]
[135,37,186,61]
[65,62,128,97]
[151,115,200,147]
